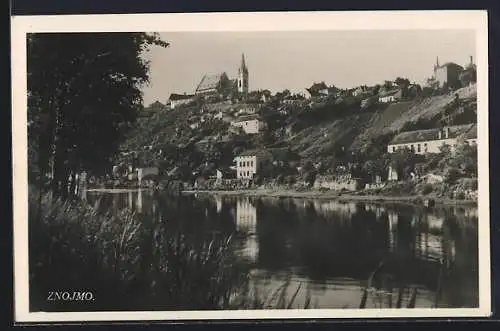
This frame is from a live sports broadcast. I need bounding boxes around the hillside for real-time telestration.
[119,84,477,174]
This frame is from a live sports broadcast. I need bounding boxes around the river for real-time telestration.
[86,189,479,309]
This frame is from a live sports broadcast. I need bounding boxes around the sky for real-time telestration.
[141,30,476,106]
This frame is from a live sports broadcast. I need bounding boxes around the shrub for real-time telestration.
[444,167,462,184]
[458,177,478,190]
[421,183,434,195]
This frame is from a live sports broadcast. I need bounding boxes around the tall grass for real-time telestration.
[29,187,250,311]
[29,187,314,311]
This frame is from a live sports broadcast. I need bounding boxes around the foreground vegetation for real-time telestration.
[29,187,315,311]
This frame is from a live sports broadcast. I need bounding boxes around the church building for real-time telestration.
[194,53,250,100]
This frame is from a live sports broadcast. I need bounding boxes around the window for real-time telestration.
[392,146,396,152]
[417,144,421,153]
[410,144,415,152]
[424,143,428,152]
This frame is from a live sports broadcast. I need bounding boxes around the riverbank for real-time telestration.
[181,189,476,206]
[86,188,149,193]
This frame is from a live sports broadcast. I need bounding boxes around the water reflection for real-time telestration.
[86,190,479,309]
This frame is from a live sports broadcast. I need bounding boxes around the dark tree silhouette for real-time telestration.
[27,32,169,197]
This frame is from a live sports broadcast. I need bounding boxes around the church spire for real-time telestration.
[240,53,248,73]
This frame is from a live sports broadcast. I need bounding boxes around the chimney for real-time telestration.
[470,55,473,66]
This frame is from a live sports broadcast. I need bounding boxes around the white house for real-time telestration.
[230,114,266,135]
[168,93,196,109]
[378,89,402,103]
[234,149,273,179]
[387,124,477,155]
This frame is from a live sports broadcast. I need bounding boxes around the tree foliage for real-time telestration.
[28,32,169,196]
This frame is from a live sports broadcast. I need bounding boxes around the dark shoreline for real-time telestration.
[180,189,477,206]
[85,186,476,206]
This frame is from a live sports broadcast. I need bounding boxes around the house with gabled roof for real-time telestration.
[234,149,272,179]
[167,93,196,109]
[387,123,477,155]
[230,114,266,134]
[195,73,232,96]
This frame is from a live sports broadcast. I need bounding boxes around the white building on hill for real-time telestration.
[387,123,477,154]
[167,93,196,109]
[378,89,402,103]
[234,149,273,179]
[230,114,266,134]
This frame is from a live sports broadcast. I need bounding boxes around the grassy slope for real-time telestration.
[284,85,476,158]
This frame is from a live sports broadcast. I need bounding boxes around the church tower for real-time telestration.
[237,53,249,96]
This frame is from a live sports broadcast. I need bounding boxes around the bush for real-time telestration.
[444,167,462,184]
[458,177,478,190]
[421,183,433,195]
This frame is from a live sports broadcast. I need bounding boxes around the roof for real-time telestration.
[233,114,261,122]
[436,62,464,70]
[379,89,401,98]
[389,124,477,145]
[169,93,195,101]
[236,147,298,160]
[237,148,273,158]
[195,73,227,94]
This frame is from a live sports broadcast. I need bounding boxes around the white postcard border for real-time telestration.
[11,10,491,322]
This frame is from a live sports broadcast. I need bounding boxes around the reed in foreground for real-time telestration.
[28,188,251,311]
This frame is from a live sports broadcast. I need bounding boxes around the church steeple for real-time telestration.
[239,53,248,74]
[237,53,249,95]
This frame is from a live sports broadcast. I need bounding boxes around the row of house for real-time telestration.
[228,123,477,185]
[387,123,477,155]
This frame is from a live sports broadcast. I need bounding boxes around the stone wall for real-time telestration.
[313,175,363,191]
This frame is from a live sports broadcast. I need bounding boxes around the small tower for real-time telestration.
[434,56,440,72]
[237,53,249,96]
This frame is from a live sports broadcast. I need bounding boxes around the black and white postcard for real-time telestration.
[11,10,491,322]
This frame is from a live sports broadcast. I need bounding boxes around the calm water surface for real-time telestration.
[86,190,479,309]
